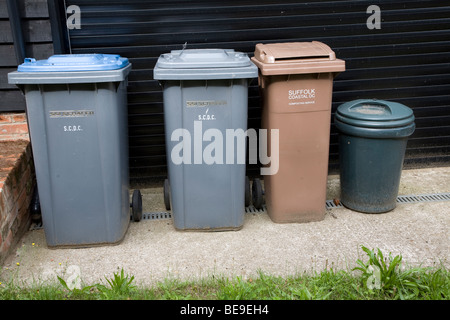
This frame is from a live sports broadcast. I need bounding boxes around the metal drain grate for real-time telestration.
[141,206,267,221]
[397,193,450,203]
[28,192,450,230]
[142,211,172,220]
[326,199,343,209]
[245,205,267,213]
[144,192,450,219]
[326,192,450,209]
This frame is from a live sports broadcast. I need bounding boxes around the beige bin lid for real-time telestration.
[251,41,345,75]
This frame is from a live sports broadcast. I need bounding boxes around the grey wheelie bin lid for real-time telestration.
[153,48,258,80]
[8,53,131,84]
[334,99,415,138]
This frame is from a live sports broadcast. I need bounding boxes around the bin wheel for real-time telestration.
[245,176,251,207]
[131,190,143,222]
[164,179,171,210]
[252,178,263,210]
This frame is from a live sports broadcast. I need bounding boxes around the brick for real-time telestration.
[18,165,32,189]
[18,200,29,219]
[12,180,20,202]
[0,182,4,199]
[4,202,18,225]
[18,204,30,229]
[12,114,27,123]
[3,229,13,252]
[0,123,29,135]
[10,215,19,235]
[0,138,34,261]
[0,134,30,141]
[0,135,16,141]
[0,113,27,124]
[0,190,7,217]
[16,188,28,214]
[4,184,15,212]
[0,115,12,123]
[11,161,23,187]
[0,166,14,173]
[25,146,33,163]
[0,191,4,221]
[1,221,8,241]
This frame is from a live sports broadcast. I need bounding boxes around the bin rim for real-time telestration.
[8,64,132,84]
[153,65,258,80]
[334,117,416,139]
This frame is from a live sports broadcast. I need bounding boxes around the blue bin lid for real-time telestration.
[335,99,415,129]
[17,54,129,72]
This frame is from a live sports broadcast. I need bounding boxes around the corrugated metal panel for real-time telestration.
[64,0,450,182]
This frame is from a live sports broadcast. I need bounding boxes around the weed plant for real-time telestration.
[0,246,448,300]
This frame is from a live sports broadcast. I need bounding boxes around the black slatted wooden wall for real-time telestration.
[0,0,53,112]
[57,0,450,182]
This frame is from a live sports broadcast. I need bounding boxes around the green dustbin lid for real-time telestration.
[335,99,415,129]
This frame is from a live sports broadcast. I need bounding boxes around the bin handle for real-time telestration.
[258,70,265,89]
[178,42,188,56]
[347,99,393,115]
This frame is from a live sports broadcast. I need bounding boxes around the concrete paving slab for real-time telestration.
[1,167,449,288]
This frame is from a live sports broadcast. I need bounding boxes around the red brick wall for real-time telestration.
[0,113,35,265]
[0,113,30,141]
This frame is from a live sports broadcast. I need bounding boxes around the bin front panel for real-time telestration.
[163,79,247,230]
[260,73,335,223]
[338,134,408,213]
[24,81,130,246]
[263,73,334,114]
[262,96,331,222]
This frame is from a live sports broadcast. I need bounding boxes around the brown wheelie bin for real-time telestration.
[251,41,345,223]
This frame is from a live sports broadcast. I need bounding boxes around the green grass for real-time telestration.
[0,246,448,300]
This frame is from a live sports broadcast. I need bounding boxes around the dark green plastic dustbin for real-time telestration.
[334,99,415,213]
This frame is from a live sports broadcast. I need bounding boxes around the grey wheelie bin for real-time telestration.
[8,54,142,247]
[334,99,415,213]
[153,49,258,231]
